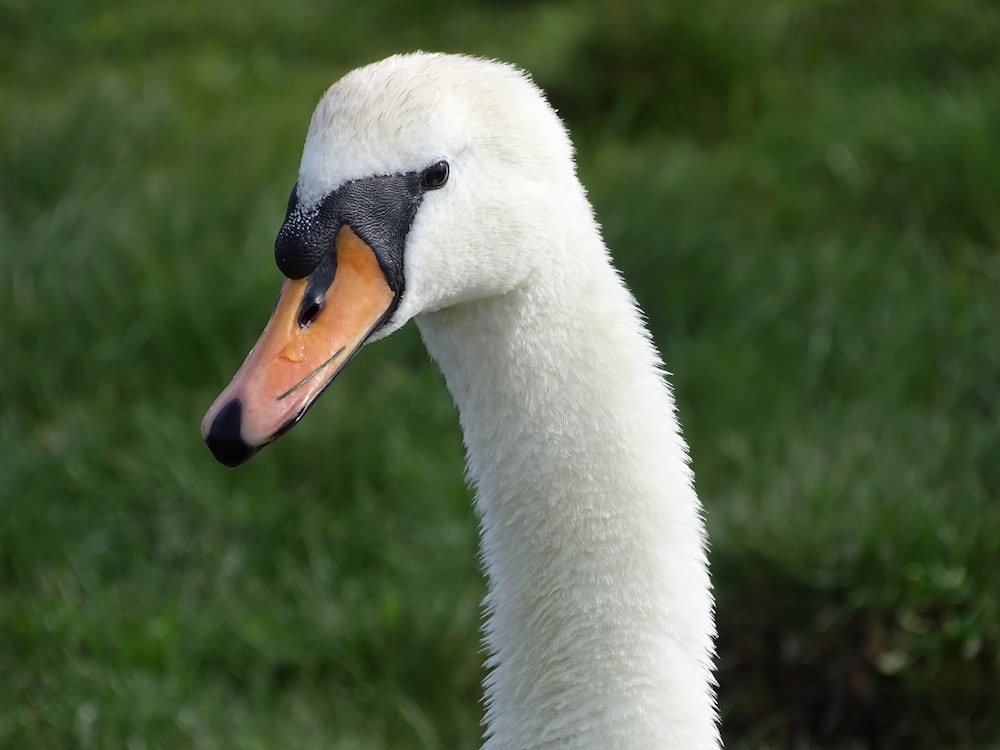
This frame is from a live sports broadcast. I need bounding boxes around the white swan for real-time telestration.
[202,52,720,750]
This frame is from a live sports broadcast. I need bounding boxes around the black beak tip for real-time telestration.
[204,398,258,467]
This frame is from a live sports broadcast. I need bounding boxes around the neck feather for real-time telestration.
[415,230,719,750]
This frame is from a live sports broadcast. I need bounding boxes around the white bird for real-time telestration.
[202,52,720,750]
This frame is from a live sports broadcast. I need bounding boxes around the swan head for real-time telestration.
[202,52,580,466]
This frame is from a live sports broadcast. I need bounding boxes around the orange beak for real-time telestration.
[201,225,395,465]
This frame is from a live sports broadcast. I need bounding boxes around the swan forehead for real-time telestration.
[297,53,563,205]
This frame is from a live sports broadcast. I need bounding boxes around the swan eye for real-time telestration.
[421,160,449,190]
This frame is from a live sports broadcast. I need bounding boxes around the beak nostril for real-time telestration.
[296,252,336,329]
[298,295,324,328]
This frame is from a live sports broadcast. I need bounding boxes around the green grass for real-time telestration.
[3,0,999,747]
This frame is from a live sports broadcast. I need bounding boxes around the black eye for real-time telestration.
[421,160,449,190]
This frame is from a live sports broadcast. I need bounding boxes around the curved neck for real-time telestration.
[416,237,719,750]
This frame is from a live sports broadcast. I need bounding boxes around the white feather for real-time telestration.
[299,52,721,750]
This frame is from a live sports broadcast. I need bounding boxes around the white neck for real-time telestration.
[415,212,720,749]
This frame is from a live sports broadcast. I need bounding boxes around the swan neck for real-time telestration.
[416,248,720,749]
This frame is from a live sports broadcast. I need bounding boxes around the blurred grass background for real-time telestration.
[2,0,999,747]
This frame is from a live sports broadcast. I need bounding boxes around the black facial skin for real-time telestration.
[274,160,451,307]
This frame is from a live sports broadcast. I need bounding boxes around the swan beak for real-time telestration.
[201,225,395,467]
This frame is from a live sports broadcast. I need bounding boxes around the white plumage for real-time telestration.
[205,52,720,749]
